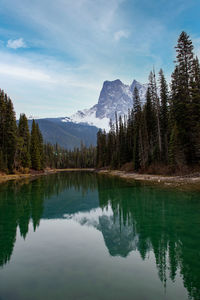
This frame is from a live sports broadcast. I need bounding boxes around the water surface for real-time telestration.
[0,172,200,300]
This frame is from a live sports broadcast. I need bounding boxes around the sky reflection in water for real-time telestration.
[0,172,199,300]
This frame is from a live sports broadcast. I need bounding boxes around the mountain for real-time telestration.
[29,79,147,148]
[63,79,147,131]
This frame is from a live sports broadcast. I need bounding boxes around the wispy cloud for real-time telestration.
[114,30,130,41]
[0,52,103,89]
[0,63,53,83]
[7,38,27,49]
[0,50,107,118]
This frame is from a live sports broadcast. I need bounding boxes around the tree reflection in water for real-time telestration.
[0,173,199,300]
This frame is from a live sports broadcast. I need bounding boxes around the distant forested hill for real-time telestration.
[27,118,99,149]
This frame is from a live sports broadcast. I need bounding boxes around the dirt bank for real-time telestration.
[97,170,200,191]
[0,168,95,184]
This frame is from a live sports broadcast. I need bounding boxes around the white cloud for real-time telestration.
[0,63,53,83]
[114,30,130,41]
[7,38,26,49]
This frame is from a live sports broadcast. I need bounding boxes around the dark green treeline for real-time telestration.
[97,32,200,172]
[0,93,96,173]
[0,96,45,173]
[44,143,96,169]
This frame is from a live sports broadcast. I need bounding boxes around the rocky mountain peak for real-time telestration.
[64,78,147,131]
[96,79,146,120]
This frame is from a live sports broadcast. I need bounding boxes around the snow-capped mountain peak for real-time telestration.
[63,79,147,131]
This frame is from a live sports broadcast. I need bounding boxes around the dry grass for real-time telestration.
[0,173,31,184]
[0,168,95,184]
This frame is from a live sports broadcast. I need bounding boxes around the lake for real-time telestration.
[0,172,200,300]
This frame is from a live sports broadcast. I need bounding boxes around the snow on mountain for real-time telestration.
[63,106,110,131]
[63,79,147,131]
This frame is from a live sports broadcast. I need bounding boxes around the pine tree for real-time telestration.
[149,70,162,158]
[36,123,44,169]
[96,129,107,167]
[126,108,134,162]
[106,120,115,166]
[115,112,120,167]
[175,31,194,91]
[139,109,149,170]
[5,98,17,172]
[168,123,183,169]
[159,69,169,163]
[172,31,194,163]
[189,57,200,163]
[145,87,157,164]
[119,115,126,166]
[0,90,7,170]
[17,114,31,169]
[30,120,41,170]
[133,87,141,170]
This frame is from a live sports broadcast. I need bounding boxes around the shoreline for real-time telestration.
[0,168,95,184]
[1,168,200,191]
[97,170,200,191]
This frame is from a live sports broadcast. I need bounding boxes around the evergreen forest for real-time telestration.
[97,32,200,173]
[0,97,96,173]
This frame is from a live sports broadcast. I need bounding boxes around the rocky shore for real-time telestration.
[98,170,200,191]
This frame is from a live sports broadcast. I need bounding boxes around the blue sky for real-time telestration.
[0,0,199,118]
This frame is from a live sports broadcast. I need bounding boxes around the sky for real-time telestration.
[0,0,200,118]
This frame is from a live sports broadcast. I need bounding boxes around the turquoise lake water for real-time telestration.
[0,172,199,300]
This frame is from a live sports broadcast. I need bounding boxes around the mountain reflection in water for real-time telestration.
[0,172,199,300]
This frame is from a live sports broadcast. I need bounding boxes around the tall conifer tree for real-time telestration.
[189,57,200,163]
[133,87,141,170]
[172,31,194,163]
[5,98,17,172]
[18,113,31,168]
[30,120,41,170]
[159,69,169,163]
